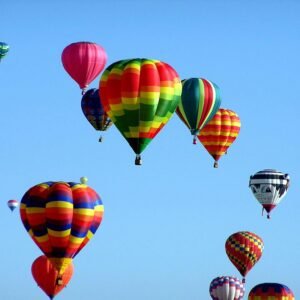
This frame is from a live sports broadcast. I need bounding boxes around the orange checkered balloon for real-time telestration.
[225,231,264,281]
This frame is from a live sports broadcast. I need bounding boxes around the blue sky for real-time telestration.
[1,1,300,299]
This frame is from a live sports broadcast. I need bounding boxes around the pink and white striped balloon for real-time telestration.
[209,276,245,300]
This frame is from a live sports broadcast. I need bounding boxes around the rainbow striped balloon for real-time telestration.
[20,181,104,274]
[176,78,221,144]
[248,283,294,300]
[99,58,181,165]
[198,108,241,167]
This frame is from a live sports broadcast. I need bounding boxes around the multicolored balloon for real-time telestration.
[32,255,74,300]
[248,283,294,300]
[20,180,104,275]
[61,42,107,94]
[7,199,19,211]
[209,276,245,300]
[225,231,264,281]
[0,42,9,61]
[99,58,182,165]
[249,169,290,219]
[81,88,112,142]
[198,108,241,168]
[176,78,221,144]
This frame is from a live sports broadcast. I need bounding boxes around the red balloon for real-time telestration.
[61,41,107,93]
[32,255,74,299]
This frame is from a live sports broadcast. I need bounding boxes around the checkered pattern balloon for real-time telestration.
[248,283,294,300]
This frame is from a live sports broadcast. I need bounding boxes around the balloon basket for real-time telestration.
[135,156,142,166]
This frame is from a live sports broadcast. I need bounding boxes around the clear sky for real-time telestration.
[1,0,300,299]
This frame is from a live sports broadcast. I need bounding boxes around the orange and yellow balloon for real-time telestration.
[198,108,241,167]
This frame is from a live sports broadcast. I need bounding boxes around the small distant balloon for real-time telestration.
[80,176,88,184]
[7,199,19,211]
[0,42,9,61]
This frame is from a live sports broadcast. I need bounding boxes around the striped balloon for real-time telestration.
[176,78,221,144]
[81,88,112,141]
[225,231,264,280]
[209,276,245,300]
[99,58,182,165]
[198,108,241,168]
[249,169,290,219]
[20,181,104,275]
[0,42,9,61]
[248,283,294,300]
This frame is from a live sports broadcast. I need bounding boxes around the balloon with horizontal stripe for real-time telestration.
[61,42,107,94]
[176,78,221,144]
[81,88,112,142]
[7,199,19,212]
[249,169,290,219]
[248,283,294,300]
[32,255,74,300]
[198,108,241,168]
[209,276,245,300]
[0,42,9,61]
[20,180,104,275]
[225,231,264,282]
[99,58,182,165]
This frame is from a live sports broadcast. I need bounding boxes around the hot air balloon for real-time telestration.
[99,58,182,165]
[249,169,290,219]
[225,231,264,282]
[176,78,221,144]
[0,42,9,61]
[209,276,245,300]
[7,199,19,211]
[32,255,74,300]
[81,88,112,142]
[20,180,104,275]
[248,283,294,300]
[198,108,241,168]
[61,42,107,94]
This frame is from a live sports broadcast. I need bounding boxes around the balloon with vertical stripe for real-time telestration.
[248,283,294,300]
[225,231,264,281]
[20,181,104,275]
[99,58,182,165]
[198,108,241,168]
[0,42,9,61]
[209,276,245,300]
[32,255,74,300]
[176,78,221,144]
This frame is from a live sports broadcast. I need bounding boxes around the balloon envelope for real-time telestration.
[32,255,74,299]
[198,108,241,167]
[209,276,245,300]
[81,88,112,132]
[249,169,290,218]
[0,42,9,60]
[248,283,294,300]
[176,78,221,142]
[7,199,19,211]
[61,42,107,92]
[99,58,181,163]
[20,181,104,274]
[225,231,264,279]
